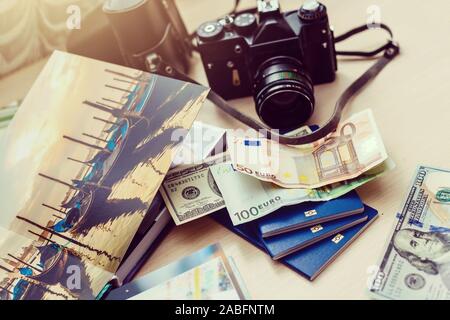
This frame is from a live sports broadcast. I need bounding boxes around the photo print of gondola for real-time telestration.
[0,51,209,300]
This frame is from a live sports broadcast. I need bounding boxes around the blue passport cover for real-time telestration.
[258,190,364,238]
[262,212,368,260]
[211,205,378,280]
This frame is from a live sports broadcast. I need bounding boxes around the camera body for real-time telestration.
[196,0,337,129]
[68,0,339,130]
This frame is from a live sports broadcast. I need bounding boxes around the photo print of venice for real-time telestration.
[0,51,209,300]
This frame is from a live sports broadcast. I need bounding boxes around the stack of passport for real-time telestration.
[212,191,378,280]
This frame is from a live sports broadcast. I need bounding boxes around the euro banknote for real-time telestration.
[227,109,388,189]
[160,152,392,226]
[211,159,394,225]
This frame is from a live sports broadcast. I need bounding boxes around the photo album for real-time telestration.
[0,51,209,300]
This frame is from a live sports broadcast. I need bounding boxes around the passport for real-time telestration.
[211,205,378,280]
[262,212,368,260]
[258,190,364,238]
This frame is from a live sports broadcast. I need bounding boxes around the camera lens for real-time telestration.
[254,56,315,130]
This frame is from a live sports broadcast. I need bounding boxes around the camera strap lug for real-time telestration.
[384,41,400,59]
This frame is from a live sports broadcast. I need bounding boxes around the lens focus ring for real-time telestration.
[254,56,315,130]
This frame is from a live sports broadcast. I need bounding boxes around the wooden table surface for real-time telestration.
[1,0,449,299]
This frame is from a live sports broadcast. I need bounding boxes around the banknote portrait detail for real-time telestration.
[392,229,450,289]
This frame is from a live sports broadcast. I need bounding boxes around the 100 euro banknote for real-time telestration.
[227,109,388,189]
[211,159,394,225]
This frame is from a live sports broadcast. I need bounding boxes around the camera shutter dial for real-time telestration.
[234,13,257,35]
[298,0,327,21]
[197,22,224,41]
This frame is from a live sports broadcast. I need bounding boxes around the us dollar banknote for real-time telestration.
[211,159,394,225]
[369,166,450,300]
[227,109,388,189]
[160,154,228,225]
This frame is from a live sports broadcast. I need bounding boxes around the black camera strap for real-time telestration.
[150,24,400,145]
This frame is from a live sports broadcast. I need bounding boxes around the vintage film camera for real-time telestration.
[196,0,337,130]
[68,0,397,136]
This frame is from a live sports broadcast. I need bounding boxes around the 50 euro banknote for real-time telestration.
[227,109,388,189]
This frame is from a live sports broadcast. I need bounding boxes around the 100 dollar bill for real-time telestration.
[160,154,227,225]
[369,166,450,300]
[211,159,394,225]
[228,109,388,189]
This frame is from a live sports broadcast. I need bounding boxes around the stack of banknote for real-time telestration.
[159,109,396,279]
[161,109,393,225]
